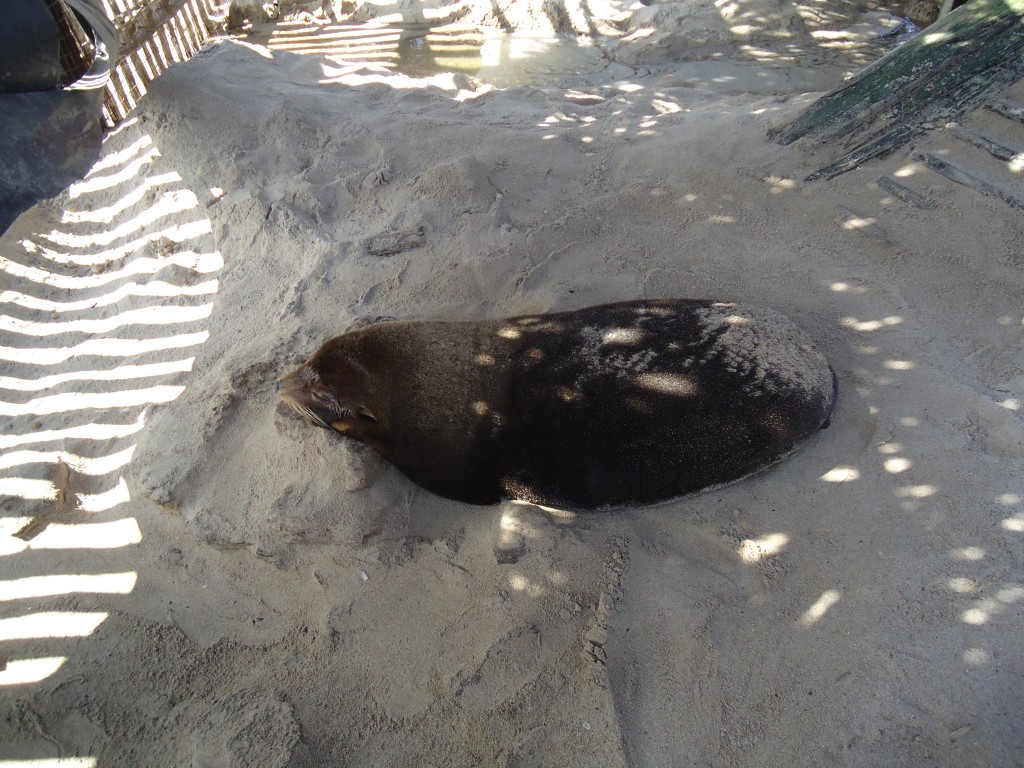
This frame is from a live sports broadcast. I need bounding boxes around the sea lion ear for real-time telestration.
[356,405,378,424]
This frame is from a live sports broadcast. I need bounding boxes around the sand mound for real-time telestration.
[1,2,1021,765]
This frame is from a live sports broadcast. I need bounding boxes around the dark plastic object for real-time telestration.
[0,0,65,92]
[0,0,118,236]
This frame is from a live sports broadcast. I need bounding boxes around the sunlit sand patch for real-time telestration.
[0,518,143,557]
[508,572,544,597]
[1,246,221,284]
[0,304,212,337]
[1,279,218,313]
[896,484,935,498]
[547,570,568,586]
[0,414,146,450]
[962,648,990,666]
[738,532,789,563]
[78,478,132,512]
[0,611,108,640]
[841,315,903,332]
[0,331,209,366]
[960,585,1024,626]
[44,189,199,248]
[0,446,136,474]
[69,147,161,198]
[961,608,987,625]
[841,214,877,232]
[946,577,977,593]
[651,98,682,115]
[821,466,859,483]
[1002,515,1024,532]
[61,172,183,224]
[0,359,194,392]
[0,656,67,686]
[84,132,150,176]
[951,546,985,561]
[500,510,541,539]
[0,477,56,501]
[799,589,841,626]
[0,572,137,601]
[0,385,186,416]
[0,759,97,767]
[883,457,911,473]
[882,359,914,371]
[764,176,798,195]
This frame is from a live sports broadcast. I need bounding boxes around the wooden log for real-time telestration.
[953,127,1019,160]
[915,151,1024,207]
[769,0,1024,179]
[876,175,935,208]
[805,124,917,181]
[987,97,1024,123]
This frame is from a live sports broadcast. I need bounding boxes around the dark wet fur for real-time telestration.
[280,299,837,510]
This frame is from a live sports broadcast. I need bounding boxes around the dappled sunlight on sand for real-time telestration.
[799,588,841,626]
[0,0,1018,760]
[253,18,608,90]
[738,532,789,563]
[0,116,221,767]
[813,271,1024,716]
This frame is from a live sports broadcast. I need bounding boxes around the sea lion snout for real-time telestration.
[278,360,379,436]
[278,366,335,430]
[277,363,321,399]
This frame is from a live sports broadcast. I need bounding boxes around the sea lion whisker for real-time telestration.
[303,406,331,429]
[283,397,331,429]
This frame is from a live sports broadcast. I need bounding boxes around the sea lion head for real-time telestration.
[278,339,379,437]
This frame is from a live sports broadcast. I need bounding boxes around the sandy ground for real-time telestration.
[1,1,1022,765]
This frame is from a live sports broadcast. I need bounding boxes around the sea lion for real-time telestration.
[278,299,837,511]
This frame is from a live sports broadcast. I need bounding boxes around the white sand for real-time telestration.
[1,1,1022,765]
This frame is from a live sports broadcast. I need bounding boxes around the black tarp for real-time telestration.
[0,0,118,236]
[0,0,66,92]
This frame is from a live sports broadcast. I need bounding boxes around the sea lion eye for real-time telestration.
[357,406,378,424]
